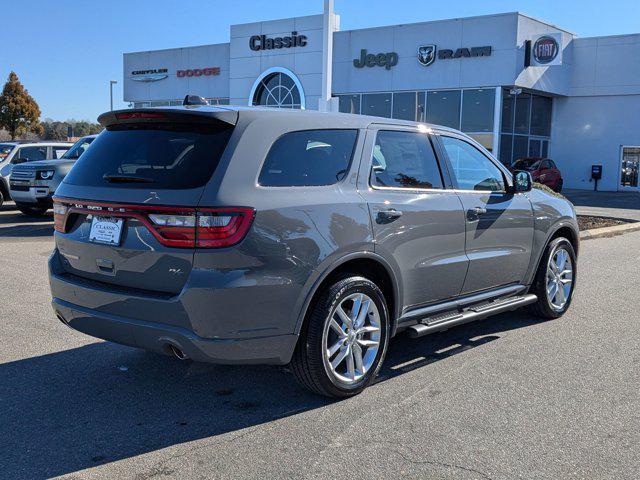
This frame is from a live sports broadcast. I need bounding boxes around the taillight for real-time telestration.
[53,202,68,233]
[52,199,255,249]
[197,208,255,248]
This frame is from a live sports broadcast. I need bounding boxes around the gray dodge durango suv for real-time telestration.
[49,105,579,398]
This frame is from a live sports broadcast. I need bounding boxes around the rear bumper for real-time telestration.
[53,298,297,364]
[48,250,299,365]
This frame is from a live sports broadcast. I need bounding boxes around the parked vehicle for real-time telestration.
[0,142,73,206]
[10,135,97,216]
[49,105,579,398]
[511,157,563,192]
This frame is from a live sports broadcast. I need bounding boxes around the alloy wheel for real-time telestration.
[322,292,381,384]
[546,247,574,311]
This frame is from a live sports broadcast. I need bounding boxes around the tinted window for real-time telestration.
[338,94,361,114]
[62,137,95,160]
[426,90,461,129]
[392,92,424,121]
[371,131,443,189]
[461,89,495,133]
[499,134,513,165]
[530,96,552,136]
[259,130,357,187]
[362,93,392,118]
[501,89,515,133]
[513,135,529,163]
[64,123,233,189]
[18,146,47,161]
[0,144,15,159]
[441,136,505,192]
[514,93,531,134]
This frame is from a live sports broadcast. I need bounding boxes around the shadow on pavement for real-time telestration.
[0,309,541,479]
[0,202,53,238]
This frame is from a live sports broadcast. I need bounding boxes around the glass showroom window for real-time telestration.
[426,90,461,129]
[393,92,426,122]
[252,71,303,109]
[337,94,361,114]
[499,89,552,165]
[362,93,392,118]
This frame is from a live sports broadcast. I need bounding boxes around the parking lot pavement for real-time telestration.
[564,189,640,221]
[0,206,638,480]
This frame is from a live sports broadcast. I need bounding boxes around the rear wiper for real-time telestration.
[103,174,155,184]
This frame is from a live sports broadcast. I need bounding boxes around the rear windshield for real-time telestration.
[64,123,233,189]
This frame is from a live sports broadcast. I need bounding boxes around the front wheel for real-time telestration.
[529,237,577,319]
[291,275,390,398]
[16,203,49,217]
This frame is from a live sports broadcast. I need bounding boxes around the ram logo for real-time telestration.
[418,45,436,66]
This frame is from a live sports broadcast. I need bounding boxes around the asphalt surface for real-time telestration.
[0,202,638,480]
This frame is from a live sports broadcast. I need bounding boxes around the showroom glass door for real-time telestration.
[619,146,640,191]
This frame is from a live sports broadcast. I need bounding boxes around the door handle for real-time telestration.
[377,208,403,223]
[466,206,487,221]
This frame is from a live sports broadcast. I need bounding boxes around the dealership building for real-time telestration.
[123,7,640,192]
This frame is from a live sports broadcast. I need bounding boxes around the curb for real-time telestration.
[580,221,640,240]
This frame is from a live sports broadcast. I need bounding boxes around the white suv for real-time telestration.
[0,142,72,205]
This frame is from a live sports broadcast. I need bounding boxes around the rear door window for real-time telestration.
[63,123,233,189]
[258,129,358,187]
[17,146,47,161]
[371,130,444,189]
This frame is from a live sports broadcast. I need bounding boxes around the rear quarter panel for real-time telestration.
[193,114,374,339]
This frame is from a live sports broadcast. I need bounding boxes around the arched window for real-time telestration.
[249,67,305,109]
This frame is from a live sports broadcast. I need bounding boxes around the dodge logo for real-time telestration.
[418,45,436,66]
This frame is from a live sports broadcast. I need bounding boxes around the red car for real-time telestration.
[511,157,563,192]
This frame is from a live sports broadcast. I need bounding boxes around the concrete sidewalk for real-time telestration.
[563,189,640,221]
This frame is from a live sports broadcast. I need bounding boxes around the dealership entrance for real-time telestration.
[619,146,640,191]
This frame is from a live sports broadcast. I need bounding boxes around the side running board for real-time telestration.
[407,294,537,338]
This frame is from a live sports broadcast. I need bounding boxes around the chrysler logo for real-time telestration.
[533,36,559,64]
[418,45,436,66]
[131,68,168,82]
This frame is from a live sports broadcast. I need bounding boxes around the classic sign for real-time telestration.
[250,31,307,51]
[353,49,399,70]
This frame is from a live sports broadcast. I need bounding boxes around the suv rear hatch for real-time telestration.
[52,108,253,295]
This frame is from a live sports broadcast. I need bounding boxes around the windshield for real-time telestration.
[512,159,541,171]
[62,137,95,160]
[0,144,15,160]
[64,123,234,189]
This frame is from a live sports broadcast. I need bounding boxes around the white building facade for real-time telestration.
[123,9,640,192]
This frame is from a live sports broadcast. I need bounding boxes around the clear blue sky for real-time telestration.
[2,0,638,121]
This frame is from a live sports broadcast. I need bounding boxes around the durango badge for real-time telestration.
[417,45,436,66]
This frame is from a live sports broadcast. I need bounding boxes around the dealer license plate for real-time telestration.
[89,216,124,246]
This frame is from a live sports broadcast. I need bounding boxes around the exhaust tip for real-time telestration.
[166,344,188,360]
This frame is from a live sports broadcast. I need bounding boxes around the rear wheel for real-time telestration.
[0,189,4,207]
[529,237,576,319]
[16,203,49,217]
[291,275,390,398]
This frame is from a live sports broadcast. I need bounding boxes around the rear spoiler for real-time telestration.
[98,108,238,128]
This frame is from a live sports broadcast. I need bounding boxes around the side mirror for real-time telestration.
[11,157,27,165]
[511,170,532,193]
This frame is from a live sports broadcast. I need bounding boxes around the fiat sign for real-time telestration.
[530,33,563,66]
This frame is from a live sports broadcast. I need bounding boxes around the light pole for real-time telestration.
[109,80,118,111]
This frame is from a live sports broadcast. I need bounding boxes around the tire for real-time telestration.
[16,203,49,217]
[0,189,4,207]
[529,237,577,319]
[291,275,390,398]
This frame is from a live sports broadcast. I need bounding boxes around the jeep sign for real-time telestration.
[353,49,399,70]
